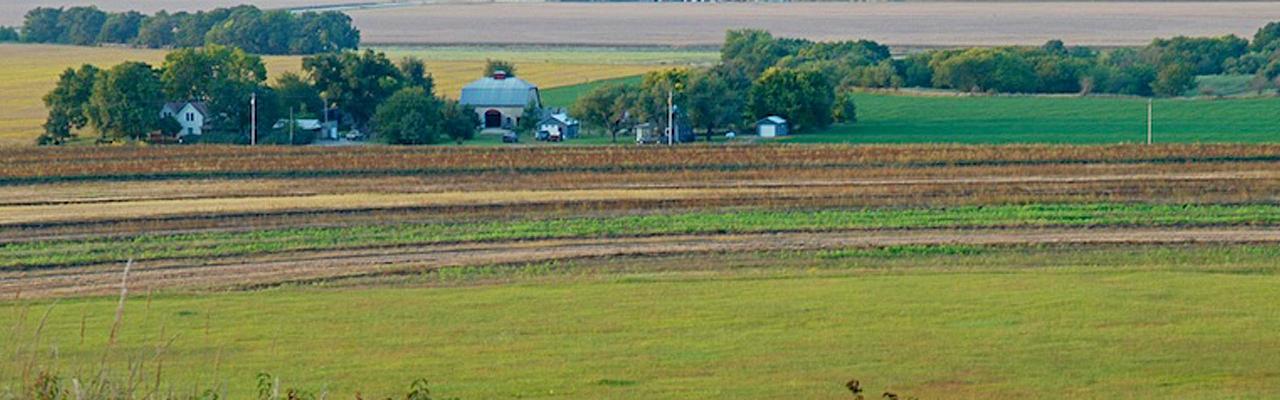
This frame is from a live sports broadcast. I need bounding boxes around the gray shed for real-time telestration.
[756,116,789,137]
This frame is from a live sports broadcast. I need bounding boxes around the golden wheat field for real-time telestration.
[0,44,663,147]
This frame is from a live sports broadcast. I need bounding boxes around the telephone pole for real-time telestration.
[288,107,295,145]
[1146,98,1153,145]
[251,92,258,146]
[666,88,674,146]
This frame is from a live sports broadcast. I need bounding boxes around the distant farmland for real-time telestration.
[0,44,665,147]
[0,0,380,25]
[347,2,1280,47]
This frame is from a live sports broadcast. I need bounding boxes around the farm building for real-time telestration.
[537,111,580,141]
[459,71,541,130]
[756,116,789,137]
[160,101,208,137]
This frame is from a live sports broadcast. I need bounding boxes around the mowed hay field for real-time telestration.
[4,144,1280,398]
[348,2,1280,47]
[0,44,666,147]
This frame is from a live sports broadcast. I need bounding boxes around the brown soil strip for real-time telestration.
[4,227,1277,299]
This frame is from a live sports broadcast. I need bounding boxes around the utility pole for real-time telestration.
[250,92,258,146]
[288,107,295,145]
[667,88,674,146]
[1146,98,1153,145]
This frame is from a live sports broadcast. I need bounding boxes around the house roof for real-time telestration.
[758,116,787,125]
[540,112,579,126]
[163,101,209,116]
[459,75,539,108]
[273,119,324,130]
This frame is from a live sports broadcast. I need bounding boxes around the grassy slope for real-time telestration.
[4,245,1280,399]
[792,93,1280,144]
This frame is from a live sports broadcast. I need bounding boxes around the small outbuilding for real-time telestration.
[756,116,789,138]
[459,71,540,130]
[537,111,580,141]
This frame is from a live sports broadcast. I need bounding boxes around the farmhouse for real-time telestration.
[459,71,541,130]
[537,111,580,141]
[756,116,789,138]
[160,101,208,137]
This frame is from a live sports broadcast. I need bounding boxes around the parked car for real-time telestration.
[502,131,520,143]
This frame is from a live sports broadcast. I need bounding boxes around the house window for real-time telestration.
[186,113,194,122]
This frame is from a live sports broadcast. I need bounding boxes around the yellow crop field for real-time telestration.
[0,44,662,147]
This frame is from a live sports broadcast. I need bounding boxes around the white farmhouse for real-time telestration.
[459,71,540,130]
[160,101,208,137]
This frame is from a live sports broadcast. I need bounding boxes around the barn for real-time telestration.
[756,116,789,137]
[459,71,541,130]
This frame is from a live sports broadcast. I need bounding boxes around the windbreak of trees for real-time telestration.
[40,46,476,146]
[17,5,359,55]
[716,22,1280,99]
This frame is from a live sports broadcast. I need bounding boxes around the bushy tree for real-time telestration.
[272,72,324,118]
[441,100,479,143]
[133,11,177,48]
[483,59,517,77]
[21,7,63,43]
[518,101,541,134]
[570,82,639,142]
[1151,63,1197,97]
[894,53,934,88]
[57,6,107,45]
[1141,35,1248,75]
[0,26,19,42]
[40,64,99,145]
[162,46,269,133]
[87,62,163,141]
[1253,21,1280,53]
[290,11,360,54]
[833,91,857,124]
[931,48,1037,93]
[398,57,435,94]
[304,50,406,130]
[685,68,743,141]
[748,67,834,132]
[374,87,441,145]
[845,60,902,89]
[96,11,143,44]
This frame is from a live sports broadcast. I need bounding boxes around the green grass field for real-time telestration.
[790,93,1280,144]
[5,244,1280,399]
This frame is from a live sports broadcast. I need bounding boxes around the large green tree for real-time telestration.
[40,64,99,145]
[374,87,441,145]
[304,50,406,131]
[747,67,834,132]
[87,62,163,141]
[1151,63,1198,97]
[272,72,324,118]
[57,6,107,46]
[441,100,479,143]
[96,11,144,44]
[161,46,269,133]
[570,82,639,143]
[21,8,63,43]
[685,68,743,141]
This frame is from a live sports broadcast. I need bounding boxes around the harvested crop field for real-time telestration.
[4,144,1280,297]
[348,2,1280,47]
[5,144,1280,398]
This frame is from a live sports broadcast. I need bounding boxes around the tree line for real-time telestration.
[9,5,358,55]
[40,46,477,146]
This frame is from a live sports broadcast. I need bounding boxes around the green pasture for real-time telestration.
[4,244,1280,399]
[789,93,1280,144]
